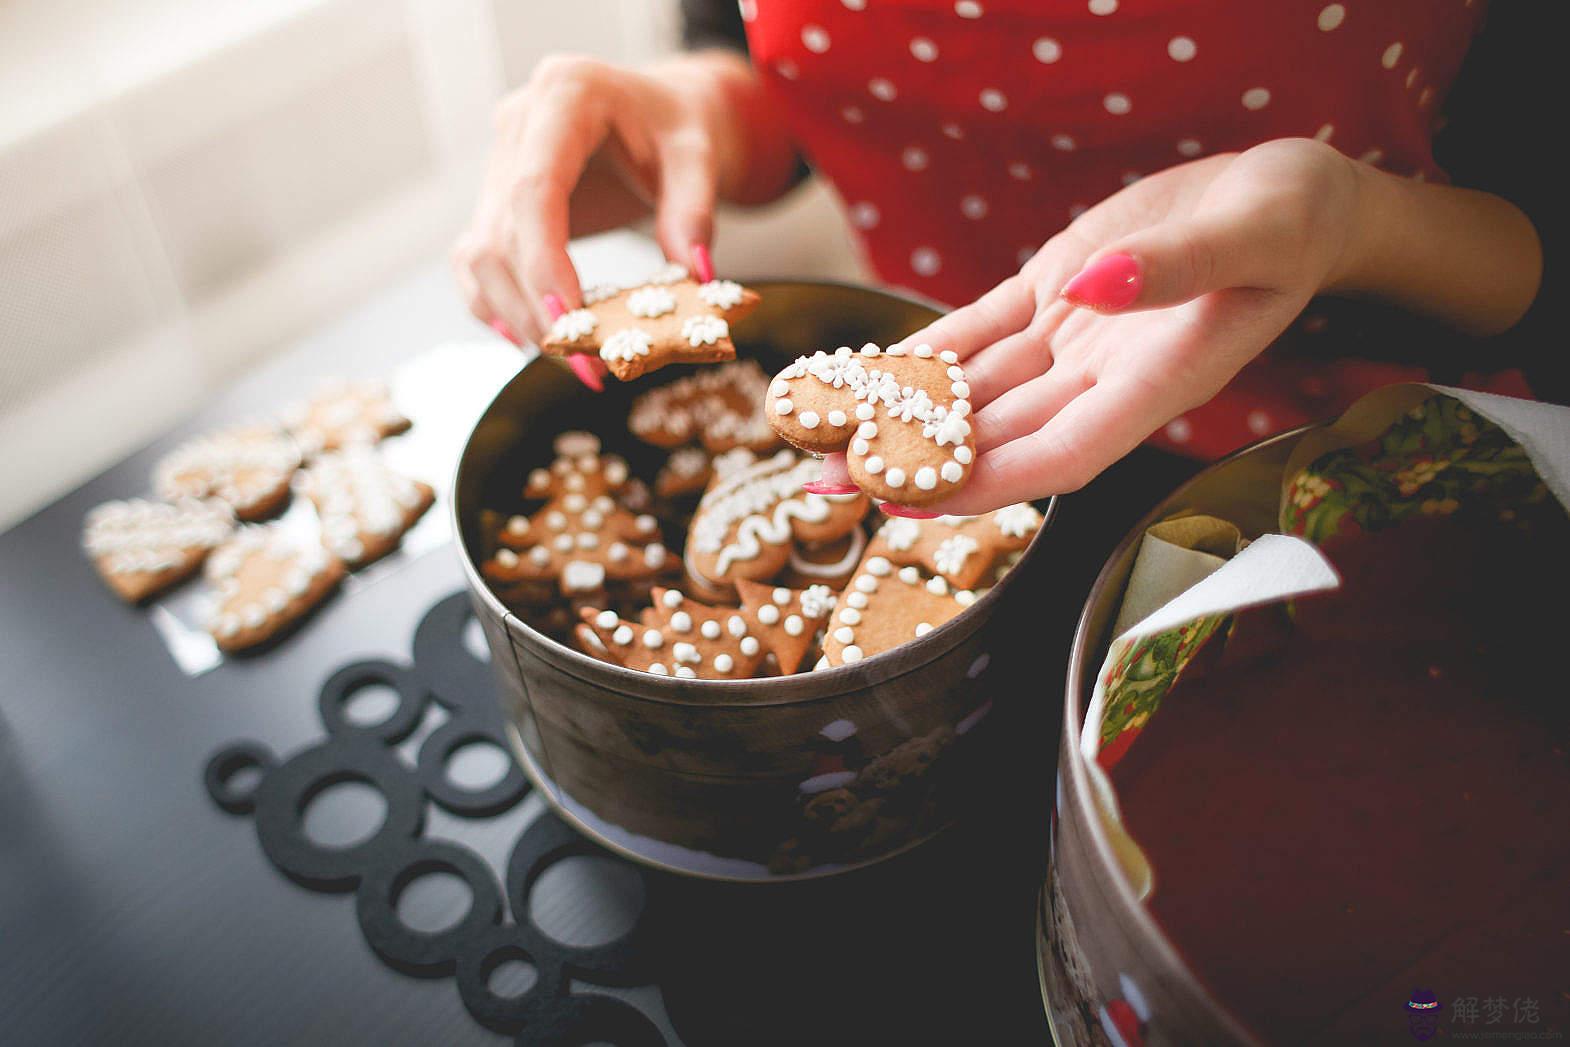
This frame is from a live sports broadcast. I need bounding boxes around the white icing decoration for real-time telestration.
[697,279,745,309]
[798,411,821,429]
[701,620,721,639]
[833,626,855,644]
[759,604,781,625]
[914,467,938,490]
[934,534,980,575]
[994,503,1043,537]
[942,461,964,483]
[649,262,689,284]
[915,622,933,637]
[864,457,884,475]
[847,591,869,608]
[562,561,605,592]
[899,565,921,583]
[885,467,906,487]
[714,653,735,673]
[954,446,974,465]
[866,556,892,576]
[740,636,760,656]
[827,410,847,427]
[548,309,597,342]
[728,615,748,637]
[671,611,693,633]
[662,590,684,608]
[676,666,697,678]
[784,615,804,636]
[643,629,664,648]
[799,584,836,618]
[880,518,920,551]
[626,287,677,318]
[681,315,729,346]
[842,645,864,663]
[613,625,633,645]
[775,398,793,415]
[595,610,618,628]
[855,575,878,593]
[788,526,866,578]
[600,328,653,363]
[840,608,861,625]
[690,451,843,576]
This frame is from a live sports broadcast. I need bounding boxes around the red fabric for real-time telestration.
[741,0,1509,459]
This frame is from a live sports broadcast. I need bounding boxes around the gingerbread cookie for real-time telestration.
[281,379,409,456]
[685,449,868,594]
[734,580,837,674]
[818,556,977,668]
[768,344,976,506]
[82,498,235,602]
[521,432,631,503]
[204,525,345,652]
[643,587,769,679]
[154,424,302,520]
[296,448,434,568]
[628,360,781,452]
[654,447,713,499]
[779,528,866,591]
[542,267,761,381]
[868,503,1043,590]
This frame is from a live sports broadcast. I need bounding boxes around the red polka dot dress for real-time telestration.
[739,0,1500,459]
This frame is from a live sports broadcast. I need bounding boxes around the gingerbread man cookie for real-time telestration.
[868,503,1043,591]
[818,556,977,668]
[685,449,868,594]
[154,424,302,520]
[296,448,434,568]
[628,360,781,453]
[205,525,345,652]
[82,497,235,602]
[768,344,976,507]
[541,266,761,381]
[281,379,410,456]
[734,580,837,674]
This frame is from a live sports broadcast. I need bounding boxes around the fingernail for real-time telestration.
[568,354,604,393]
[879,503,941,519]
[691,243,714,283]
[542,293,567,321]
[1061,253,1141,312]
[489,319,519,344]
[803,481,860,496]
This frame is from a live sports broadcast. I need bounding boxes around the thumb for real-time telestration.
[652,139,717,268]
[1060,211,1280,313]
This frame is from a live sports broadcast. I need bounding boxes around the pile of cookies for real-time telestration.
[476,357,1044,678]
[82,379,432,652]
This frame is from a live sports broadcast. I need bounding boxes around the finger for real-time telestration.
[803,453,856,495]
[917,375,1169,514]
[652,139,717,267]
[957,298,1076,408]
[471,252,540,347]
[970,365,1094,454]
[893,275,1035,361]
[541,292,607,392]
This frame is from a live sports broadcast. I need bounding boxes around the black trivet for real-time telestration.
[204,592,665,1045]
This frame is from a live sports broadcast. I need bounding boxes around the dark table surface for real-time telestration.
[0,251,1200,1046]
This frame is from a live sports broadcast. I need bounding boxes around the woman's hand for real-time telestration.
[862,137,1540,515]
[452,50,797,382]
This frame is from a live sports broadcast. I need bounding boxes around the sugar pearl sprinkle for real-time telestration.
[774,343,972,489]
[826,562,977,667]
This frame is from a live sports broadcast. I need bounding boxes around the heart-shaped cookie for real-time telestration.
[629,359,781,453]
[768,343,976,506]
[818,555,977,667]
[154,424,302,520]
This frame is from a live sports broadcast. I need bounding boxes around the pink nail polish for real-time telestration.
[567,354,604,393]
[878,503,941,519]
[691,243,714,283]
[542,293,567,321]
[489,319,518,344]
[1061,253,1141,312]
[803,481,860,496]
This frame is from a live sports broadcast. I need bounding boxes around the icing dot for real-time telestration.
[926,576,950,595]
[701,620,721,639]
[775,398,794,415]
[834,626,855,644]
[956,590,977,607]
[798,410,821,429]
[941,461,964,483]
[596,609,618,628]
[841,608,862,625]
[671,611,693,633]
[648,663,668,675]
[676,666,697,678]
[902,146,929,171]
[885,468,906,487]
[673,641,701,664]
[961,195,988,220]
[740,636,760,656]
[910,36,940,62]
[714,653,735,673]
[851,439,870,455]
[1104,92,1132,115]
[913,344,934,358]
[857,421,878,439]
[759,604,781,625]
[855,575,878,593]
[940,350,959,364]
[1089,0,1117,11]
[643,629,664,649]
[867,556,892,576]
[954,446,974,465]
[1315,123,1335,142]
[856,403,876,421]
[728,615,748,637]
[915,622,934,637]
[899,566,920,584]
[842,645,864,663]
[847,591,869,608]
[773,587,791,604]
[915,467,938,490]
[864,456,884,475]
[827,410,847,427]
[842,105,865,124]
[947,365,965,381]
[951,381,970,398]
[784,615,804,636]
[613,625,633,645]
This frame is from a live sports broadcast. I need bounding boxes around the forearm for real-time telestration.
[1331,161,1543,336]
[654,50,801,208]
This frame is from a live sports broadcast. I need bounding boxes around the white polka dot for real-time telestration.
[911,247,942,276]
[738,0,756,21]
[910,37,939,62]
[1241,87,1271,110]
[1418,86,1433,108]
[979,88,1007,111]
[802,25,830,52]
[1314,123,1335,142]
[1088,0,1118,13]
[1382,42,1404,69]
[955,0,983,17]
[942,123,965,140]
[1176,137,1203,157]
[1120,170,1141,186]
[1051,134,1076,152]
[849,202,880,229]
[1359,147,1384,166]
[1033,37,1062,63]
[1008,161,1032,180]
[1317,4,1345,31]
[1406,67,1420,90]
[1246,410,1273,435]
[1104,92,1132,115]
[842,105,865,124]
[1017,245,1037,267]
[841,0,866,8]
[902,146,929,171]
[961,195,988,219]
[1165,417,1193,443]
[1167,36,1197,62]
[869,78,897,101]
[775,59,799,80]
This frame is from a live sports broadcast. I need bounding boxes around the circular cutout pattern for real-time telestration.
[355,840,503,973]
[318,660,427,743]
[204,743,276,815]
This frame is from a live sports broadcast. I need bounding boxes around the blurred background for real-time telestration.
[0,0,866,530]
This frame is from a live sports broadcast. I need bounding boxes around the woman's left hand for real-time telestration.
[863,137,1374,515]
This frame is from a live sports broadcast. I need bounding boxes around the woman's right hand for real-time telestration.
[453,51,788,362]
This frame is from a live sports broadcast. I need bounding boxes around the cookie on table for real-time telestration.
[779,528,866,591]
[154,424,302,520]
[82,497,235,603]
[542,265,761,381]
[768,344,976,507]
[734,580,838,675]
[296,448,434,568]
[282,379,409,456]
[204,525,345,652]
[868,503,1043,591]
[644,587,768,679]
[685,449,869,594]
[817,556,977,668]
[628,360,781,452]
